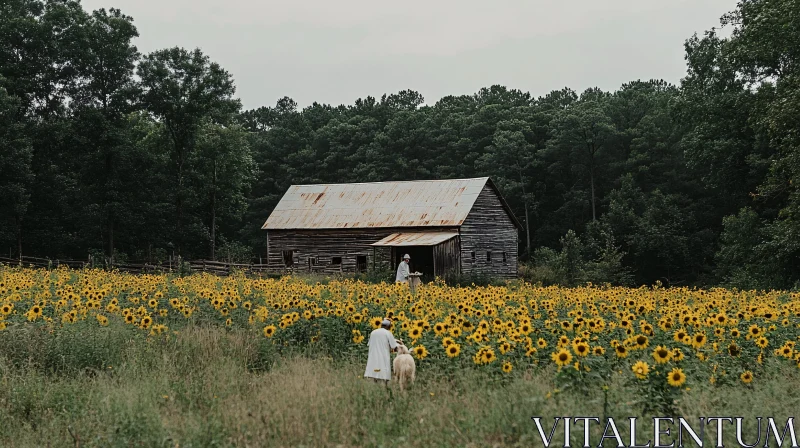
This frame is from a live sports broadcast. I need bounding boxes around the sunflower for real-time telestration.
[755,336,769,349]
[652,346,671,364]
[615,345,629,358]
[370,317,382,328]
[691,333,707,348]
[479,348,496,364]
[632,360,650,379]
[446,343,461,358]
[778,345,794,359]
[728,343,741,357]
[537,338,547,349]
[263,325,276,338]
[412,345,429,359]
[667,368,687,387]
[633,335,649,349]
[592,346,605,355]
[673,330,687,343]
[551,348,572,367]
[502,361,513,373]
[572,341,590,357]
[525,347,537,357]
[441,337,454,347]
[740,371,753,384]
[409,327,422,339]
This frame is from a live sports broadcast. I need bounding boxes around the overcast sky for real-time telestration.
[81,0,735,110]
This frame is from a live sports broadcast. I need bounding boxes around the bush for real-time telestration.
[352,267,395,284]
[522,228,633,287]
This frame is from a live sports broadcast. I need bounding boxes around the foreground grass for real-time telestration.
[0,326,798,447]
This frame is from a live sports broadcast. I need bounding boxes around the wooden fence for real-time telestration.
[0,256,287,277]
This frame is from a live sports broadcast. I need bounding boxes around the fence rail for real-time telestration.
[0,256,286,277]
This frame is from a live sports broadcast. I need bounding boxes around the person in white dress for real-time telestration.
[364,319,398,384]
[395,254,411,284]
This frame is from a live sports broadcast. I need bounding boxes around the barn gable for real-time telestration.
[459,182,520,278]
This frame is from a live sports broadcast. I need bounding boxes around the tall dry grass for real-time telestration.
[0,325,798,447]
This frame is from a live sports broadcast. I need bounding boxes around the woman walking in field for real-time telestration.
[364,319,398,384]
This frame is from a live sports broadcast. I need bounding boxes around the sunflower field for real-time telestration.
[1,266,800,415]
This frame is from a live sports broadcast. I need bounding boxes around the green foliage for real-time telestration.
[352,267,396,285]
[523,227,632,287]
[442,271,507,288]
[0,320,139,375]
[215,240,253,264]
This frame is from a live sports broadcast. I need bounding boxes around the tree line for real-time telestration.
[1,0,798,289]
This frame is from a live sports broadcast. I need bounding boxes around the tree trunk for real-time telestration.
[590,168,596,221]
[210,159,217,260]
[109,219,115,266]
[524,203,531,256]
[585,137,598,222]
[176,161,184,256]
[518,168,532,257]
[210,194,216,260]
[15,215,22,261]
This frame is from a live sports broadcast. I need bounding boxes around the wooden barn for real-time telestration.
[262,177,522,279]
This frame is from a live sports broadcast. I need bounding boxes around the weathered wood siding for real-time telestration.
[433,236,461,277]
[459,185,519,278]
[265,227,459,275]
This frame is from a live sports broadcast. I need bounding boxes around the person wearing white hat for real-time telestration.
[395,254,411,284]
[364,318,398,384]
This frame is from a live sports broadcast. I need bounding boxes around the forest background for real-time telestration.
[2,0,799,289]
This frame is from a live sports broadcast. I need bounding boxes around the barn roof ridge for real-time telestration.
[282,176,490,189]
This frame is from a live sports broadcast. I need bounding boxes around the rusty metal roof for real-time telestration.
[370,232,459,247]
[262,178,491,230]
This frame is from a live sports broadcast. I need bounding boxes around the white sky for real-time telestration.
[81,0,736,110]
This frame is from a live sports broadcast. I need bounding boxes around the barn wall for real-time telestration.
[265,227,459,275]
[459,185,519,278]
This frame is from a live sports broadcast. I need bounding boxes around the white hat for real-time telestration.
[403,254,410,259]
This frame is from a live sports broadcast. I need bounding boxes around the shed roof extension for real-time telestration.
[370,232,459,247]
[262,177,521,230]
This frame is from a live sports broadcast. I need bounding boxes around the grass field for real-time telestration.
[2,326,799,447]
[1,267,799,446]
